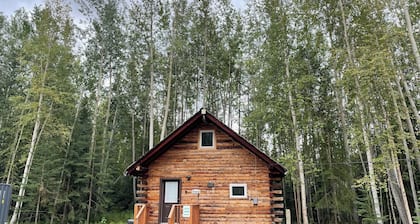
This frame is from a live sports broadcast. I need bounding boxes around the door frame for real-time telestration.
[159,178,181,224]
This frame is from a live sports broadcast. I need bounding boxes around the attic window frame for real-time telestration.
[200,130,215,149]
[229,183,247,199]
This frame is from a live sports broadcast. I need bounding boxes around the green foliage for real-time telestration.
[1,0,419,223]
[100,210,133,224]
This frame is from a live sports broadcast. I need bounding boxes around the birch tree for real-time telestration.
[10,3,76,223]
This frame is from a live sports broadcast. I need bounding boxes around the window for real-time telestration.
[200,130,214,148]
[229,184,247,199]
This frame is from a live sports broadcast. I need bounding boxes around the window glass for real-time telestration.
[230,184,247,198]
[164,181,178,203]
[201,131,213,147]
[232,186,245,196]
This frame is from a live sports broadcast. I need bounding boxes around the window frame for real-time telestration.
[199,130,215,149]
[229,183,247,199]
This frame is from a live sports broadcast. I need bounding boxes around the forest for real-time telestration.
[0,0,419,223]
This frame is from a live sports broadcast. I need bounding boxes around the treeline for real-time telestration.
[0,0,418,223]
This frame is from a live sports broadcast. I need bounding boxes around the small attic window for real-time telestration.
[200,130,214,148]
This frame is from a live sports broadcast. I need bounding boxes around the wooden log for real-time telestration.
[271,210,284,215]
[273,217,283,222]
[270,177,282,181]
[271,204,284,208]
[136,184,148,189]
[136,190,147,195]
[271,197,284,201]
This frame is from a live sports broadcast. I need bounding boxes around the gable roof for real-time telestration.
[125,108,287,177]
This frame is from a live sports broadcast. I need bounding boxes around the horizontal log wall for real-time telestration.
[144,123,282,224]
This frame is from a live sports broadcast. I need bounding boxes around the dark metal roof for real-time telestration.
[125,109,287,176]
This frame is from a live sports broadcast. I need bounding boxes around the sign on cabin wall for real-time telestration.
[182,205,191,218]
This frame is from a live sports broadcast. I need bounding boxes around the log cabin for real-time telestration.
[125,109,287,224]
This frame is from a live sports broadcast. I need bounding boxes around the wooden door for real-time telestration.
[160,179,180,223]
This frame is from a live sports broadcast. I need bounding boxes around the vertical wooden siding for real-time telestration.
[144,123,277,224]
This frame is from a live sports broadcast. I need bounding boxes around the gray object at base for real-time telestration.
[0,184,12,224]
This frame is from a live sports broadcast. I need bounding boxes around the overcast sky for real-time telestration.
[1,0,43,16]
[1,0,247,17]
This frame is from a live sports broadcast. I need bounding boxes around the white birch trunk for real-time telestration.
[356,93,383,224]
[100,69,113,175]
[10,51,50,223]
[50,89,83,224]
[399,74,420,124]
[286,60,309,224]
[380,102,413,224]
[161,48,173,141]
[401,0,420,71]
[338,1,383,221]
[10,85,45,224]
[86,55,103,223]
[148,6,154,150]
[104,107,118,174]
[6,93,29,184]
[132,112,136,200]
[388,79,420,219]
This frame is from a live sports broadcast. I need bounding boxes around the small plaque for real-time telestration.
[182,205,190,218]
[192,189,200,194]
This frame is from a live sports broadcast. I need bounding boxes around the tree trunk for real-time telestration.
[161,48,173,141]
[367,150,383,222]
[86,55,103,223]
[286,60,309,224]
[142,110,147,156]
[380,102,413,224]
[10,95,42,224]
[354,85,383,224]
[35,164,45,224]
[401,0,420,71]
[148,6,154,150]
[50,89,83,224]
[0,86,9,132]
[388,78,420,218]
[356,95,383,224]
[100,69,113,177]
[338,1,383,222]
[10,56,49,224]
[395,74,420,171]
[293,181,302,224]
[132,112,136,200]
[104,107,118,174]
[399,74,420,124]
[6,93,29,184]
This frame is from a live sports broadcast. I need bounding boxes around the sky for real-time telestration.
[0,0,247,17]
[1,0,44,16]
